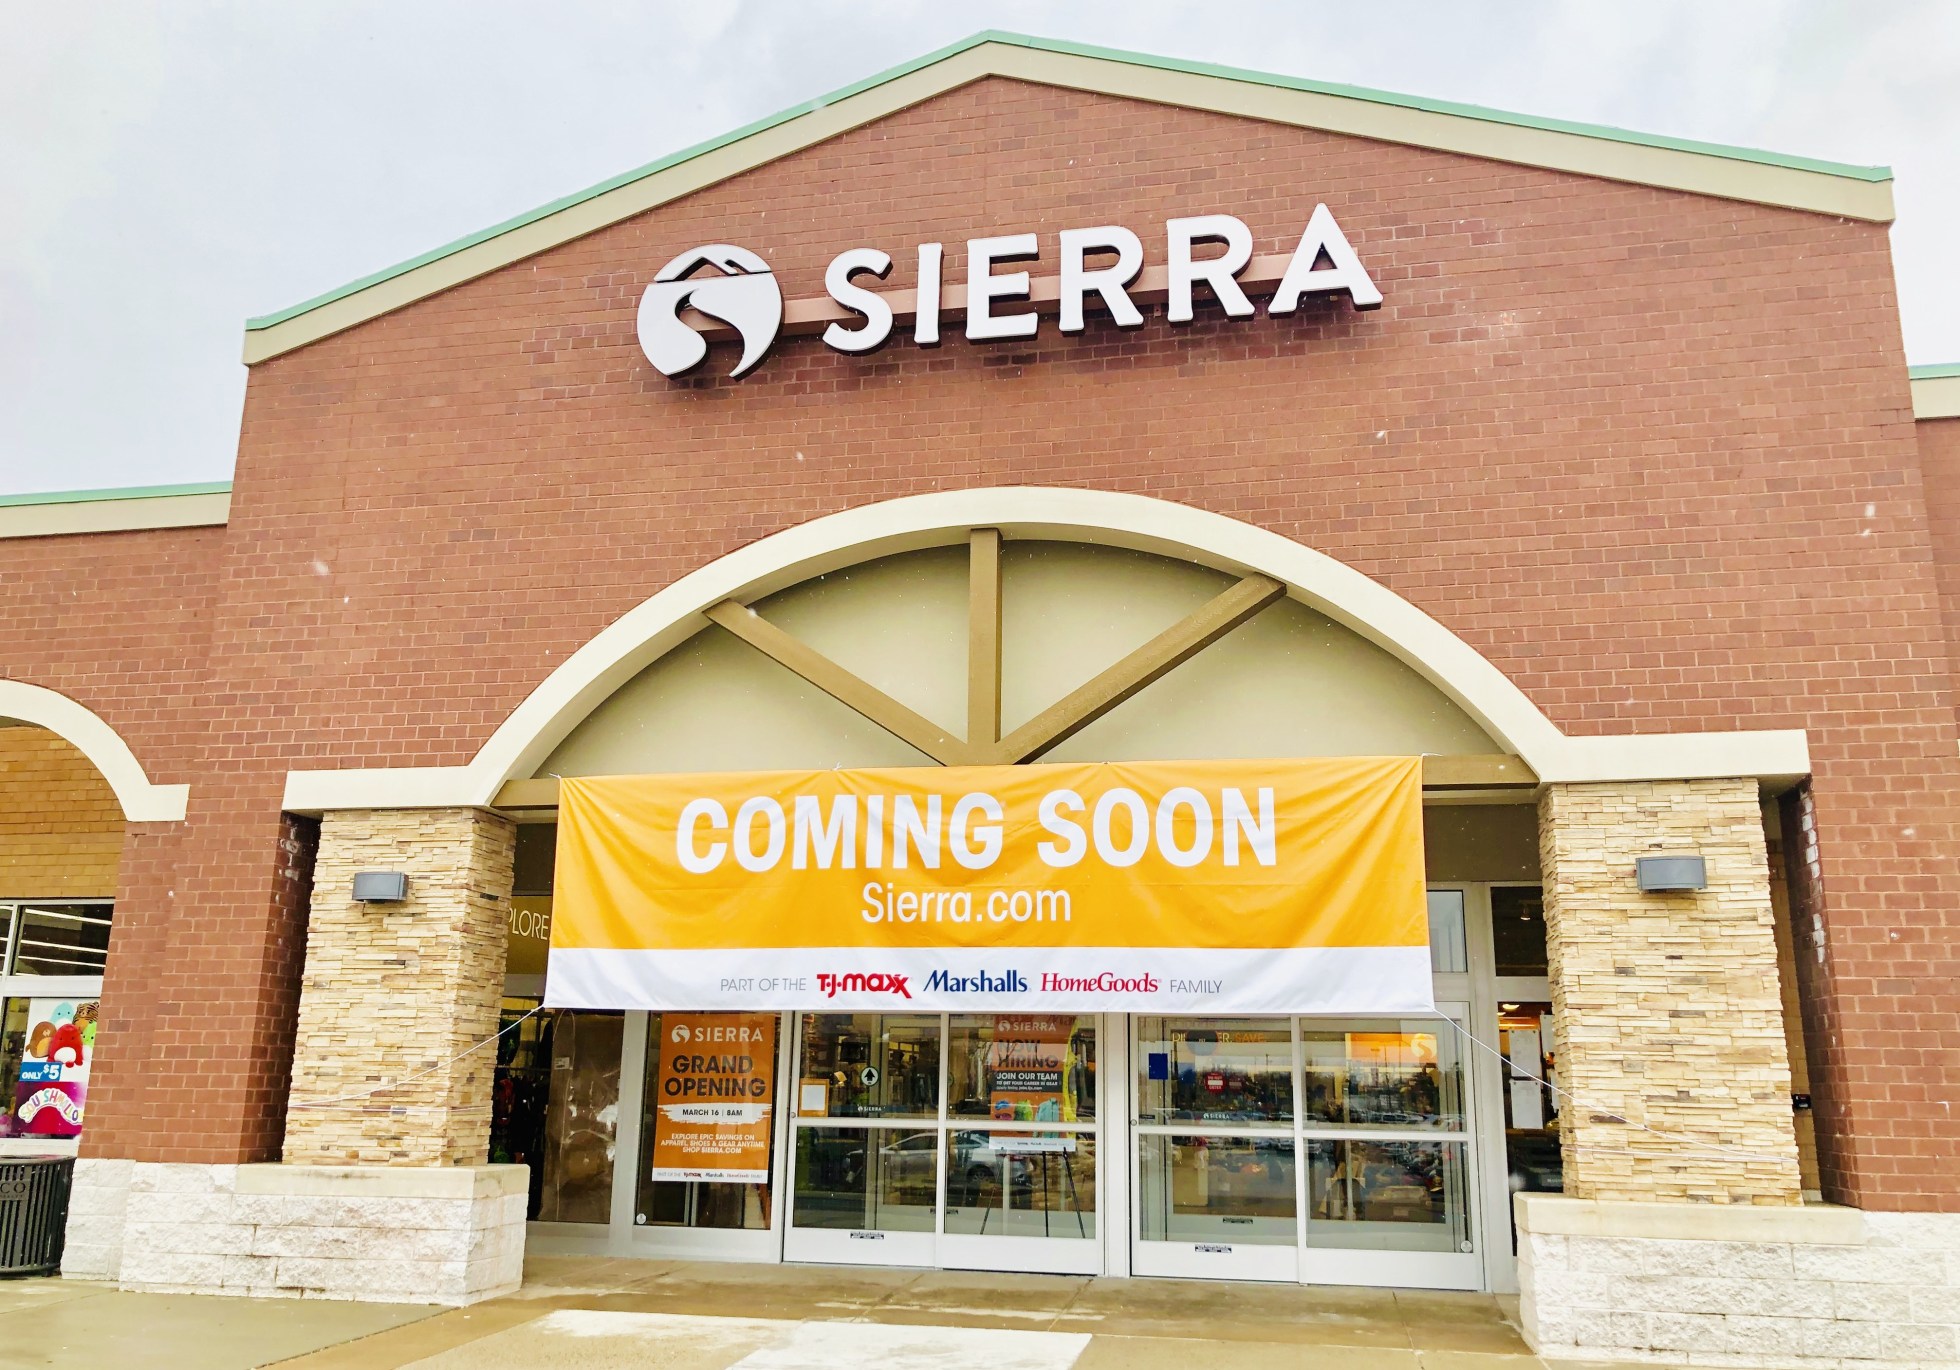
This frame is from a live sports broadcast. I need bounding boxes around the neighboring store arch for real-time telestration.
[0,680,187,822]
[282,486,1808,810]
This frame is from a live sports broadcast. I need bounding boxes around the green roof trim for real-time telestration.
[244,29,1894,335]
[1003,33,1890,179]
[243,31,994,332]
[1910,363,1960,381]
[0,480,233,509]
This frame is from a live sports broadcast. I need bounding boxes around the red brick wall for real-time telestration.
[0,524,221,778]
[1918,416,1960,677]
[5,78,1957,1203]
[0,525,232,1158]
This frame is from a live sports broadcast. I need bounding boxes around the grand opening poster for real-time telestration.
[648,1012,777,1184]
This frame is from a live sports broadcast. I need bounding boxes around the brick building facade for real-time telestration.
[3,34,1957,1365]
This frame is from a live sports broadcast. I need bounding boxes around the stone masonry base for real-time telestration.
[61,1158,527,1304]
[1518,1194,1960,1368]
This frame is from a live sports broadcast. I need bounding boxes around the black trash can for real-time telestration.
[0,1156,74,1276]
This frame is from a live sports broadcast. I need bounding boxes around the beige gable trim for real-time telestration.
[0,490,230,540]
[0,680,189,822]
[1912,374,1960,420]
[1012,45,1892,222]
[242,37,1893,365]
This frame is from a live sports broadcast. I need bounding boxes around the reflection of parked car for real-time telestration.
[877,1131,1033,1205]
[877,1131,937,1200]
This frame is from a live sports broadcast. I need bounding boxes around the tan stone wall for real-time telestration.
[283,808,515,1166]
[0,727,123,897]
[1540,779,1802,1205]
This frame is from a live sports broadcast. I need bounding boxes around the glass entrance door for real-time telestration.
[1132,1008,1481,1288]
[784,1012,1101,1274]
[1133,1018,1300,1281]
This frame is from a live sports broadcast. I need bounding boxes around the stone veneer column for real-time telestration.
[283,807,516,1164]
[1522,783,1960,1362]
[1538,779,1802,1205]
[75,807,527,1303]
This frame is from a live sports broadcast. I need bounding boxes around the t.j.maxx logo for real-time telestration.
[636,208,1381,381]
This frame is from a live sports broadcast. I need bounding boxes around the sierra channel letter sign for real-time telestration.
[545,756,1431,1016]
[636,208,1382,380]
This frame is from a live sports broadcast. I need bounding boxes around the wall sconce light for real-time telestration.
[351,871,409,903]
[1635,855,1707,893]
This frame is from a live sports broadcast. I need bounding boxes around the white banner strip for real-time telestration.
[545,946,1435,1015]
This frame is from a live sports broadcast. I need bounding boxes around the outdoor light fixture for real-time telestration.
[351,871,409,903]
[1635,855,1707,893]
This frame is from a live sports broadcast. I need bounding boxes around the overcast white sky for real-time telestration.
[2,1,1955,497]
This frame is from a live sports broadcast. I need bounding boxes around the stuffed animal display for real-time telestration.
[48,1021,84,1068]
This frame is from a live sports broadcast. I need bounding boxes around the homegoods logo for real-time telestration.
[637,207,1379,380]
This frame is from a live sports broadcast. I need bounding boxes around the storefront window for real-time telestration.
[489,999,552,1215]
[1427,890,1468,974]
[1137,1133,1297,1246]
[9,903,112,976]
[0,901,110,1143]
[940,1130,1097,1239]
[1491,887,1548,977]
[637,1011,777,1231]
[1134,1013,1478,1266]
[947,1014,1095,1121]
[1135,1017,1292,1126]
[788,1013,1100,1253]
[1499,1002,1562,1201]
[1304,1138,1471,1253]
[791,1126,937,1233]
[1300,1022,1463,1131]
[795,1013,940,1118]
[535,1010,623,1224]
[0,999,29,1138]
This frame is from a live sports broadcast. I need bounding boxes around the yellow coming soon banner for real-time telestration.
[547,756,1431,1015]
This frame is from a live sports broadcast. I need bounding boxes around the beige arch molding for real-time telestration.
[280,487,1808,812]
[0,680,189,822]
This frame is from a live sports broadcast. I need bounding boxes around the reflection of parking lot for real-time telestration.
[1309,1139,1448,1224]
[793,1130,1009,1215]
[1177,1136,1297,1217]
[796,1128,1094,1229]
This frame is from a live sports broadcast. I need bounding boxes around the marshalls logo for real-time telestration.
[637,244,783,380]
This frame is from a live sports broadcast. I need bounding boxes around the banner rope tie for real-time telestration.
[1438,1015,1794,1166]
[287,1006,544,1110]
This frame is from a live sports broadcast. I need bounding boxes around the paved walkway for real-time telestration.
[0,1256,1662,1369]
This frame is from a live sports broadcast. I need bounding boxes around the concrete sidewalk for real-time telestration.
[0,1257,1660,1369]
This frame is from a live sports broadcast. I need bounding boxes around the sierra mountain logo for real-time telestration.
[636,244,783,380]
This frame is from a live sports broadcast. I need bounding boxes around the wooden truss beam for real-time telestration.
[703,599,975,766]
[968,528,1003,751]
[990,573,1287,764]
